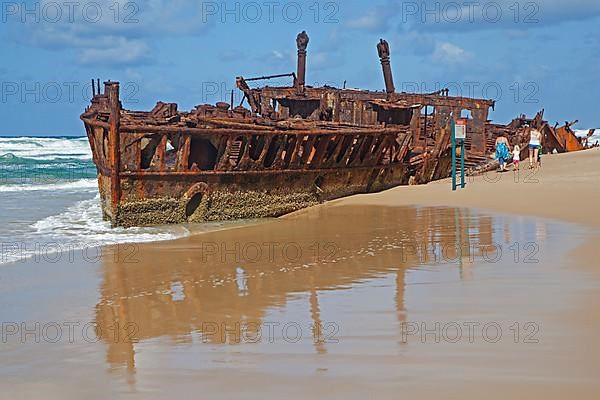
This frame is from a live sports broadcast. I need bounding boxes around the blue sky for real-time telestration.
[1,0,599,136]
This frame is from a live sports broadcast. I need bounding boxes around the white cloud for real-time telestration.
[271,51,285,60]
[78,38,151,66]
[347,14,380,30]
[9,0,212,65]
[345,0,400,32]
[431,42,472,64]
[347,0,600,34]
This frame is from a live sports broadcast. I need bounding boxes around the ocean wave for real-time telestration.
[3,154,92,161]
[574,129,600,145]
[6,196,185,265]
[32,195,182,241]
[32,195,185,243]
[0,136,190,266]
[0,153,19,161]
[0,179,98,192]
[0,136,91,161]
[1,137,96,186]
[0,153,91,165]
[0,196,188,265]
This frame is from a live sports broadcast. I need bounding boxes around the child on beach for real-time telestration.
[512,144,521,171]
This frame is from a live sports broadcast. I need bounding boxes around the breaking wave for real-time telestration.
[0,136,92,160]
[0,136,188,265]
[574,129,600,146]
[0,136,96,189]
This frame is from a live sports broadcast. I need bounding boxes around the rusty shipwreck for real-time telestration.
[81,31,589,227]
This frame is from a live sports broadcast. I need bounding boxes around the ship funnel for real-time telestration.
[377,39,396,98]
[296,31,309,91]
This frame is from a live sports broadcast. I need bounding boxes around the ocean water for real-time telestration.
[0,136,188,265]
[575,129,600,146]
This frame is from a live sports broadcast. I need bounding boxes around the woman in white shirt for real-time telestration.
[528,126,542,169]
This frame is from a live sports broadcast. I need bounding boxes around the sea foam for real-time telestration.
[0,137,187,266]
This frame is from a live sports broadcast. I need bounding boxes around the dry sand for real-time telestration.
[1,149,599,399]
[336,147,600,228]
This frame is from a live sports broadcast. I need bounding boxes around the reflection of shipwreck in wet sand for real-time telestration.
[82,31,589,227]
[94,206,497,372]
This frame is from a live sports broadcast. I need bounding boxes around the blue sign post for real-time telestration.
[451,118,467,191]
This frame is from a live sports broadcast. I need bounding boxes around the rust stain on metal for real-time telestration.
[81,32,589,227]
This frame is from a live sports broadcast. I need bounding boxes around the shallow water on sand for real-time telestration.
[1,205,599,399]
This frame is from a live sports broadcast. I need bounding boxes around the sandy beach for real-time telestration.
[336,147,600,228]
[1,149,599,399]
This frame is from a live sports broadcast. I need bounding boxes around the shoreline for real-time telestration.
[2,149,597,267]
[283,148,600,229]
[96,147,599,251]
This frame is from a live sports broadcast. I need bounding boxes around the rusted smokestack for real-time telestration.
[377,39,395,97]
[296,31,309,91]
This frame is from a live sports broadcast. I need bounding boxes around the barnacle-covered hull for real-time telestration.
[93,158,411,228]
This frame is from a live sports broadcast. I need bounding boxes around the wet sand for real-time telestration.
[1,149,599,399]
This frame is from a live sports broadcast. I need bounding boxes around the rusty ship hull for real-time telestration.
[82,32,588,227]
[82,82,414,227]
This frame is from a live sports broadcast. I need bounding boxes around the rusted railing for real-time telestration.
[83,124,401,176]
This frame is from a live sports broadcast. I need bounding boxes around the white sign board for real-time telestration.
[454,124,467,140]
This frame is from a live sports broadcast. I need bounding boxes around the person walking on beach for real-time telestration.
[512,143,521,172]
[528,124,542,169]
[495,134,511,172]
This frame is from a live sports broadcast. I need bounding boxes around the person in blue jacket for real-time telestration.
[495,134,511,172]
